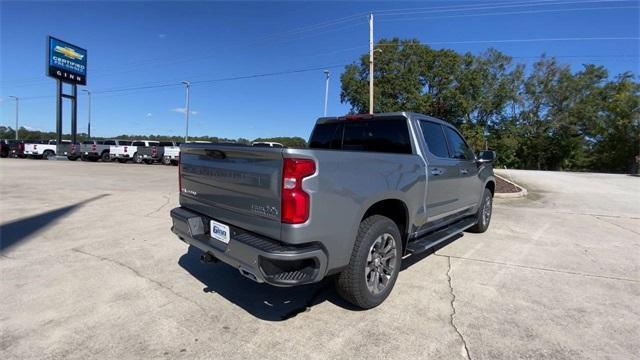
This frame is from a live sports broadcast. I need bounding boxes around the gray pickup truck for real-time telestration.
[170,112,496,308]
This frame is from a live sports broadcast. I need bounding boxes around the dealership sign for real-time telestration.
[47,36,87,85]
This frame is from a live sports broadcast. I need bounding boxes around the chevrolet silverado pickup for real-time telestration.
[170,112,496,308]
[24,140,70,159]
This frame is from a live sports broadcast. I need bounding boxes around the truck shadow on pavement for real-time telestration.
[0,194,110,253]
[178,234,464,321]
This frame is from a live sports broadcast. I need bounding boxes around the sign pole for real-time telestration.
[71,84,78,143]
[56,79,63,145]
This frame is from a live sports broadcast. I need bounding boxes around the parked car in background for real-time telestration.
[131,140,160,164]
[80,140,110,162]
[0,140,9,158]
[160,141,180,165]
[8,140,26,158]
[252,141,284,148]
[65,143,82,161]
[24,140,70,159]
[136,141,163,164]
[109,140,134,163]
[171,112,496,309]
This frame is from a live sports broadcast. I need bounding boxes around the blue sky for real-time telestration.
[1,0,638,139]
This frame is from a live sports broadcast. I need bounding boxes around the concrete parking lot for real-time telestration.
[1,160,638,359]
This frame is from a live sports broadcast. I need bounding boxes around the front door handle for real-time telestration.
[460,169,468,175]
[430,168,444,176]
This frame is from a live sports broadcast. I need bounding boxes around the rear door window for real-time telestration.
[309,123,344,150]
[103,140,116,145]
[420,121,450,158]
[159,141,174,147]
[132,141,145,146]
[443,127,474,160]
[342,119,411,154]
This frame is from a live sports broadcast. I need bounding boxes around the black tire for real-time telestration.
[88,156,98,162]
[144,159,153,165]
[117,158,128,164]
[133,153,142,164]
[67,156,78,161]
[42,150,55,160]
[101,151,110,162]
[162,156,171,165]
[468,188,493,233]
[335,215,402,309]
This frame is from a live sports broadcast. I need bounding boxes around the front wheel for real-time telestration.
[133,153,142,164]
[101,152,110,162]
[468,188,493,233]
[335,215,402,309]
[162,156,171,165]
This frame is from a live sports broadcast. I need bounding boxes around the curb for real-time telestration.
[494,174,528,198]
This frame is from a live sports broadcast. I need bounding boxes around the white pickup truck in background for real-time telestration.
[24,140,71,159]
[160,141,180,165]
[109,140,134,163]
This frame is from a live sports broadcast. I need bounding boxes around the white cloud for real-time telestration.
[145,112,153,117]
[158,34,167,39]
[171,107,198,115]
[23,125,41,131]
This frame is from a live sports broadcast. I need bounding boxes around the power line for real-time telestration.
[376,5,638,22]
[374,0,632,16]
[17,63,349,101]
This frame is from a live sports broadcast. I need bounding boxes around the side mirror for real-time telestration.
[477,150,496,164]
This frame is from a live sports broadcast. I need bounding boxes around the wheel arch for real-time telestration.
[361,198,409,254]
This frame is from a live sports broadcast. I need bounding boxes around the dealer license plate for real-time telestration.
[210,220,230,244]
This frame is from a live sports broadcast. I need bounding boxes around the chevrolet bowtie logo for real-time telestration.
[54,45,84,60]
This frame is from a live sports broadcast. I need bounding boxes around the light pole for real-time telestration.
[323,70,330,116]
[82,89,91,138]
[8,96,19,140]
[369,13,374,115]
[181,81,191,143]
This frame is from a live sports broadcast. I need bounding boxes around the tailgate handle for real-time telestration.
[204,149,226,159]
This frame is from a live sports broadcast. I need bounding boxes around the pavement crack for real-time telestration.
[434,253,640,283]
[593,216,640,236]
[144,195,171,217]
[444,256,472,360]
[71,247,208,315]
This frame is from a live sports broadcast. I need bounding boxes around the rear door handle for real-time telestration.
[430,168,444,176]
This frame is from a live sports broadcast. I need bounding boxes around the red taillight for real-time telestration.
[124,146,128,153]
[34,144,37,150]
[151,146,157,156]
[71,144,75,151]
[91,144,96,151]
[281,158,316,224]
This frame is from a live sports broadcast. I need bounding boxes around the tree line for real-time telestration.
[0,127,307,148]
[341,38,639,173]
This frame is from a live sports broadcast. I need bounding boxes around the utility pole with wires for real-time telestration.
[181,81,191,143]
[369,12,374,115]
[323,70,330,116]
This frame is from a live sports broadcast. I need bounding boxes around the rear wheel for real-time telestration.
[468,188,493,233]
[335,215,402,309]
[43,150,55,160]
[101,151,110,162]
[133,153,142,164]
[162,156,171,165]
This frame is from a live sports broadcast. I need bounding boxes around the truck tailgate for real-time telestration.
[180,144,284,240]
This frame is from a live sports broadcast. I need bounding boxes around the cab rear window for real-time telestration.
[310,119,411,154]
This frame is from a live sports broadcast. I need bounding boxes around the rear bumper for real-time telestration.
[170,207,328,286]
